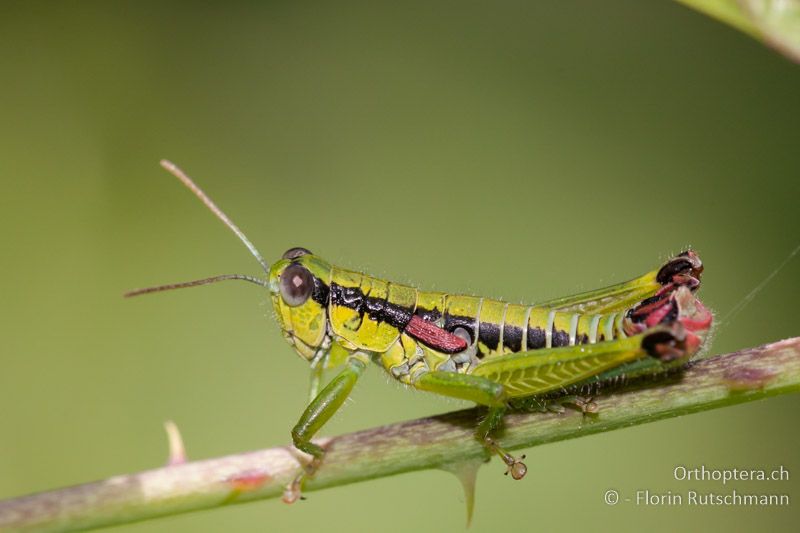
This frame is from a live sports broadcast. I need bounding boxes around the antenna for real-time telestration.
[159,160,270,274]
[124,161,272,299]
[124,274,269,298]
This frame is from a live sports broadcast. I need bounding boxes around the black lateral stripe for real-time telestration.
[552,328,570,347]
[478,322,501,350]
[527,326,546,349]
[378,301,414,329]
[341,285,364,314]
[311,276,330,306]
[328,283,347,307]
[363,293,385,317]
[503,325,523,352]
[329,282,413,330]
[415,307,442,322]
[443,313,475,331]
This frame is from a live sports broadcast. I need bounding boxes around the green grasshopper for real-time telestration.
[128,161,713,502]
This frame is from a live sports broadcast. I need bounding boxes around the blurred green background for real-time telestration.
[1,1,798,531]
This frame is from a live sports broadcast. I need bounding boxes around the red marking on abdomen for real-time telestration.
[405,315,468,354]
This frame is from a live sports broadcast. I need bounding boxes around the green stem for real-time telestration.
[676,0,800,63]
[675,0,762,39]
[1,337,799,532]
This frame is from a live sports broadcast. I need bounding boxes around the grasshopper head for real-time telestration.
[269,247,333,361]
[126,163,336,364]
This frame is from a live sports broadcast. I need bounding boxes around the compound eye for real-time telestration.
[280,263,313,307]
[282,247,312,260]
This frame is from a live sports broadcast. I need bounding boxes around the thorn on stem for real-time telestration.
[440,457,484,527]
[282,480,302,504]
[164,420,187,466]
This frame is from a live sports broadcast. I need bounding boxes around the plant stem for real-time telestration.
[1,337,799,532]
[675,0,762,39]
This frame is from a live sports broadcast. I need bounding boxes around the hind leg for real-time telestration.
[414,371,528,479]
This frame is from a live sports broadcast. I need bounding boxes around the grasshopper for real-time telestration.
[128,161,713,501]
